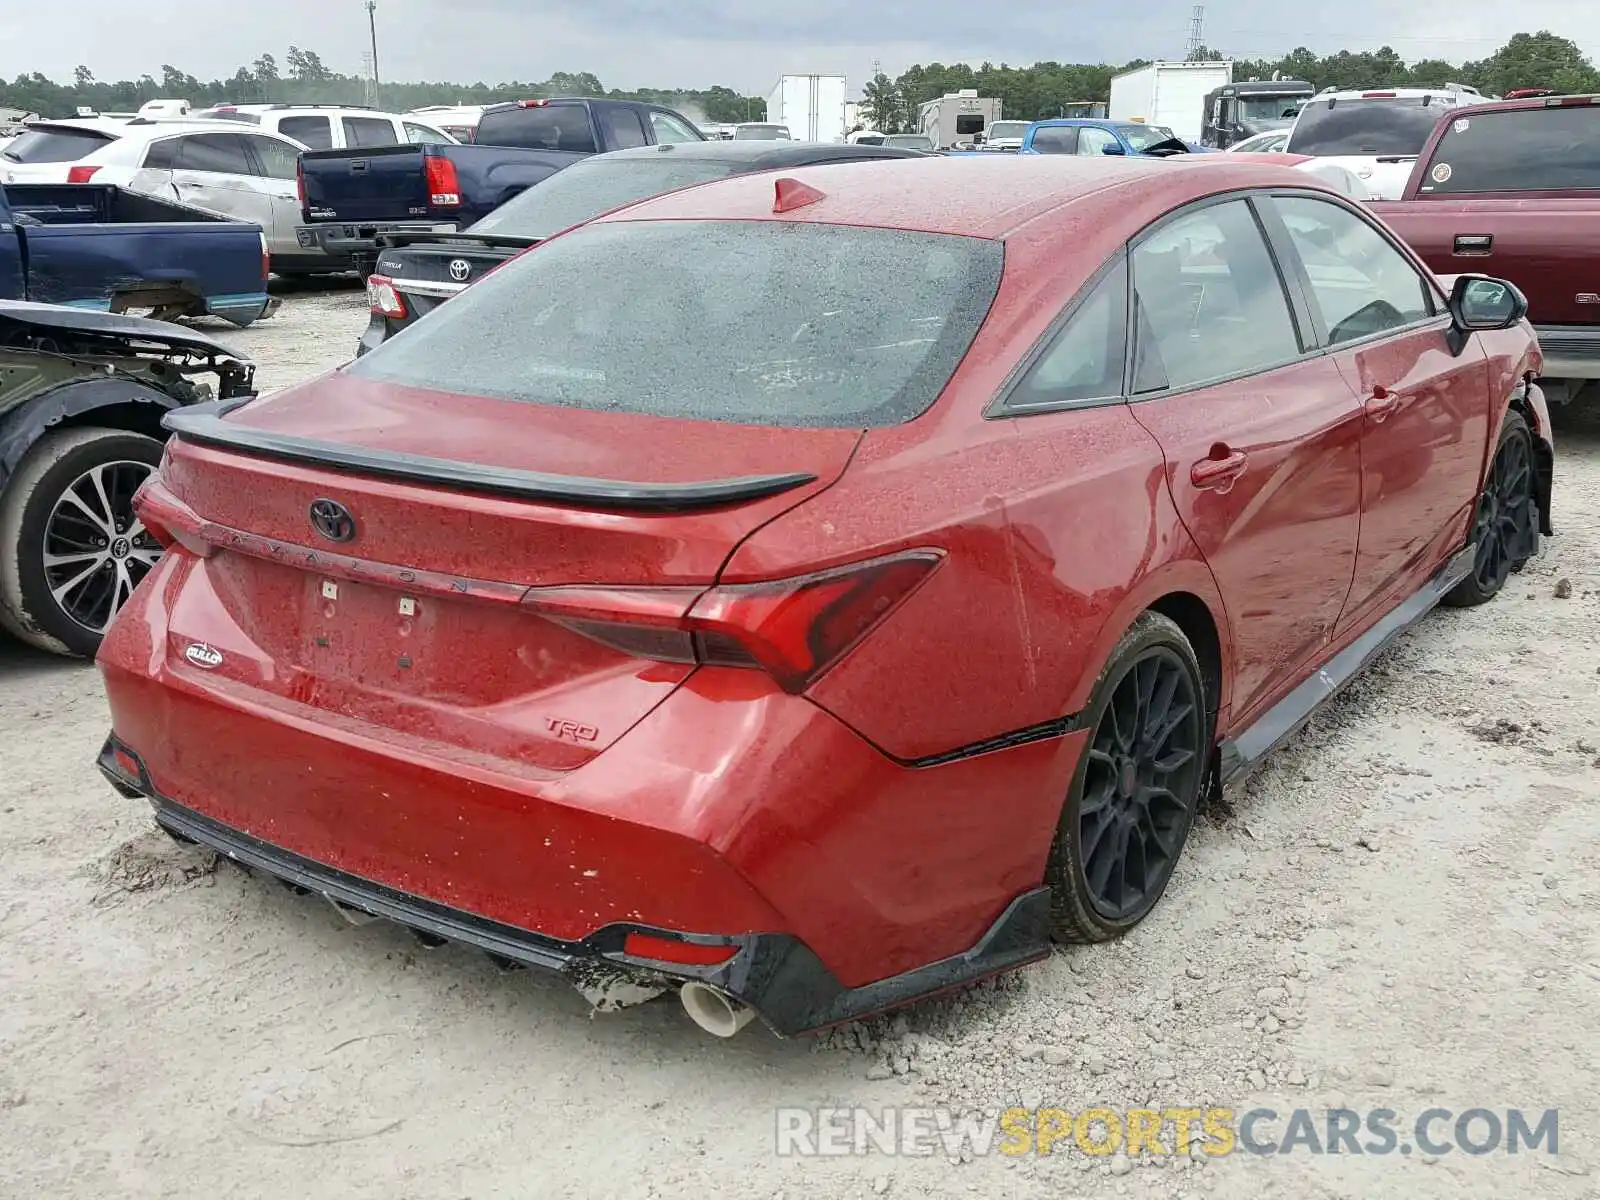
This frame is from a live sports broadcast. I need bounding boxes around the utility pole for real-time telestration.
[1185,4,1206,60]
[365,0,380,108]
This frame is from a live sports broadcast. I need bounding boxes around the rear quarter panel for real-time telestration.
[720,221,1234,761]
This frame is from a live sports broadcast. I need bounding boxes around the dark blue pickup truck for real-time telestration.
[298,97,705,269]
[1,182,271,325]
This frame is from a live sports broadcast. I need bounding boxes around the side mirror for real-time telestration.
[1101,142,1127,156]
[1446,274,1527,354]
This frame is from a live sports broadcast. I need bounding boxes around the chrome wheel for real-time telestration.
[43,460,160,634]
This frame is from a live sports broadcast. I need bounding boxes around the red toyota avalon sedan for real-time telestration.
[98,156,1552,1038]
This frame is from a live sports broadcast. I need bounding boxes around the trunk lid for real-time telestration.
[149,375,861,772]
[373,237,527,319]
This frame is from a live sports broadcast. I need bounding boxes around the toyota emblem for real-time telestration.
[448,259,471,282]
[308,498,356,543]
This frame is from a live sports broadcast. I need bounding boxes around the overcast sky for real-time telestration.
[8,0,1597,95]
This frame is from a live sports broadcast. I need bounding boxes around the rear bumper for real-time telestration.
[1534,325,1600,381]
[94,554,1078,1031]
[99,736,1053,1037]
[301,220,459,259]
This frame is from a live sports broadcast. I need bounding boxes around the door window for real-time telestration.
[243,134,301,180]
[648,111,701,144]
[1271,196,1434,346]
[1028,126,1079,154]
[342,116,400,148]
[404,122,454,145]
[598,107,648,149]
[1131,199,1302,392]
[174,133,254,174]
[1076,127,1120,156]
[278,115,333,150]
[1010,260,1128,407]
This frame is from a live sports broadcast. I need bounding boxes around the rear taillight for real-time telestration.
[1361,91,1397,98]
[134,478,215,559]
[366,274,408,319]
[295,159,307,211]
[424,155,461,207]
[259,231,270,281]
[522,550,943,694]
[66,165,101,183]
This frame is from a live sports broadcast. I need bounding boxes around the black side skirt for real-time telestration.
[1217,542,1475,787]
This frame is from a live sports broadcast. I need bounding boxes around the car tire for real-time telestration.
[1047,611,1210,944]
[0,427,165,659]
[1442,409,1539,609]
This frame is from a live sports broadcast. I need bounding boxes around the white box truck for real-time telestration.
[767,74,848,142]
[1108,61,1233,144]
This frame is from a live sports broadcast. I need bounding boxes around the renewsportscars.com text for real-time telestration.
[774,1106,1560,1159]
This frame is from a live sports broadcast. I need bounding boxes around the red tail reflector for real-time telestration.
[366,274,408,319]
[523,550,942,694]
[622,933,737,967]
[772,177,826,213]
[66,165,101,183]
[424,154,462,207]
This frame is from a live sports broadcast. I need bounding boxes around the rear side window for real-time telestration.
[142,139,179,169]
[597,107,648,150]
[477,105,598,152]
[349,221,1004,428]
[343,116,400,148]
[1418,106,1600,193]
[278,115,333,149]
[404,122,454,145]
[244,134,301,180]
[1029,126,1080,154]
[2,127,114,164]
[1010,260,1128,408]
[175,133,253,174]
[1287,96,1452,157]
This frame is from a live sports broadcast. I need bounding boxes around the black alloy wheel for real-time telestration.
[1445,410,1539,608]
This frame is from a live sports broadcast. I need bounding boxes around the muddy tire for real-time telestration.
[1047,612,1211,944]
[0,427,164,658]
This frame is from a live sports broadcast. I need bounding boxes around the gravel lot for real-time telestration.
[2,286,1597,1198]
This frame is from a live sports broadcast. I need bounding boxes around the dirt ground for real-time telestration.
[2,286,1596,1199]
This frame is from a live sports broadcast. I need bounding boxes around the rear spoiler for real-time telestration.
[376,231,539,251]
[162,399,817,513]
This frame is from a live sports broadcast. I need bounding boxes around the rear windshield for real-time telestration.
[1418,105,1600,193]
[1288,96,1451,157]
[1,127,115,163]
[476,105,598,152]
[734,125,789,140]
[987,122,1030,140]
[348,220,1002,428]
[469,158,746,239]
[885,135,933,150]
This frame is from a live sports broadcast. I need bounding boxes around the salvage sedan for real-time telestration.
[97,156,1552,1038]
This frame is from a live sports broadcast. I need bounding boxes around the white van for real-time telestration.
[193,104,457,151]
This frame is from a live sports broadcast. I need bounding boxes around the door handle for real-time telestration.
[1453,233,1493,255]
[1366,386,1400,422]
[1190,448,1248,490]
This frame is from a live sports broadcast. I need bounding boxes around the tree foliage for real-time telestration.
[2,31,1596,126]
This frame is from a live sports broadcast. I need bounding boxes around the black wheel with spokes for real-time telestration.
[0,427,165,658]
[1444,409,1539,609]
[1048,612,1209,943]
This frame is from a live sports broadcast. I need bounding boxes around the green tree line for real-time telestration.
[862,30,1600,131]
[3,29,1595,131]
[0,54,766,124]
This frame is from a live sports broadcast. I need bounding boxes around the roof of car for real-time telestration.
[585,142,930,168]
[596,154,1332,240]
[1029,118,1146,129]
[1439,92,1600,117]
